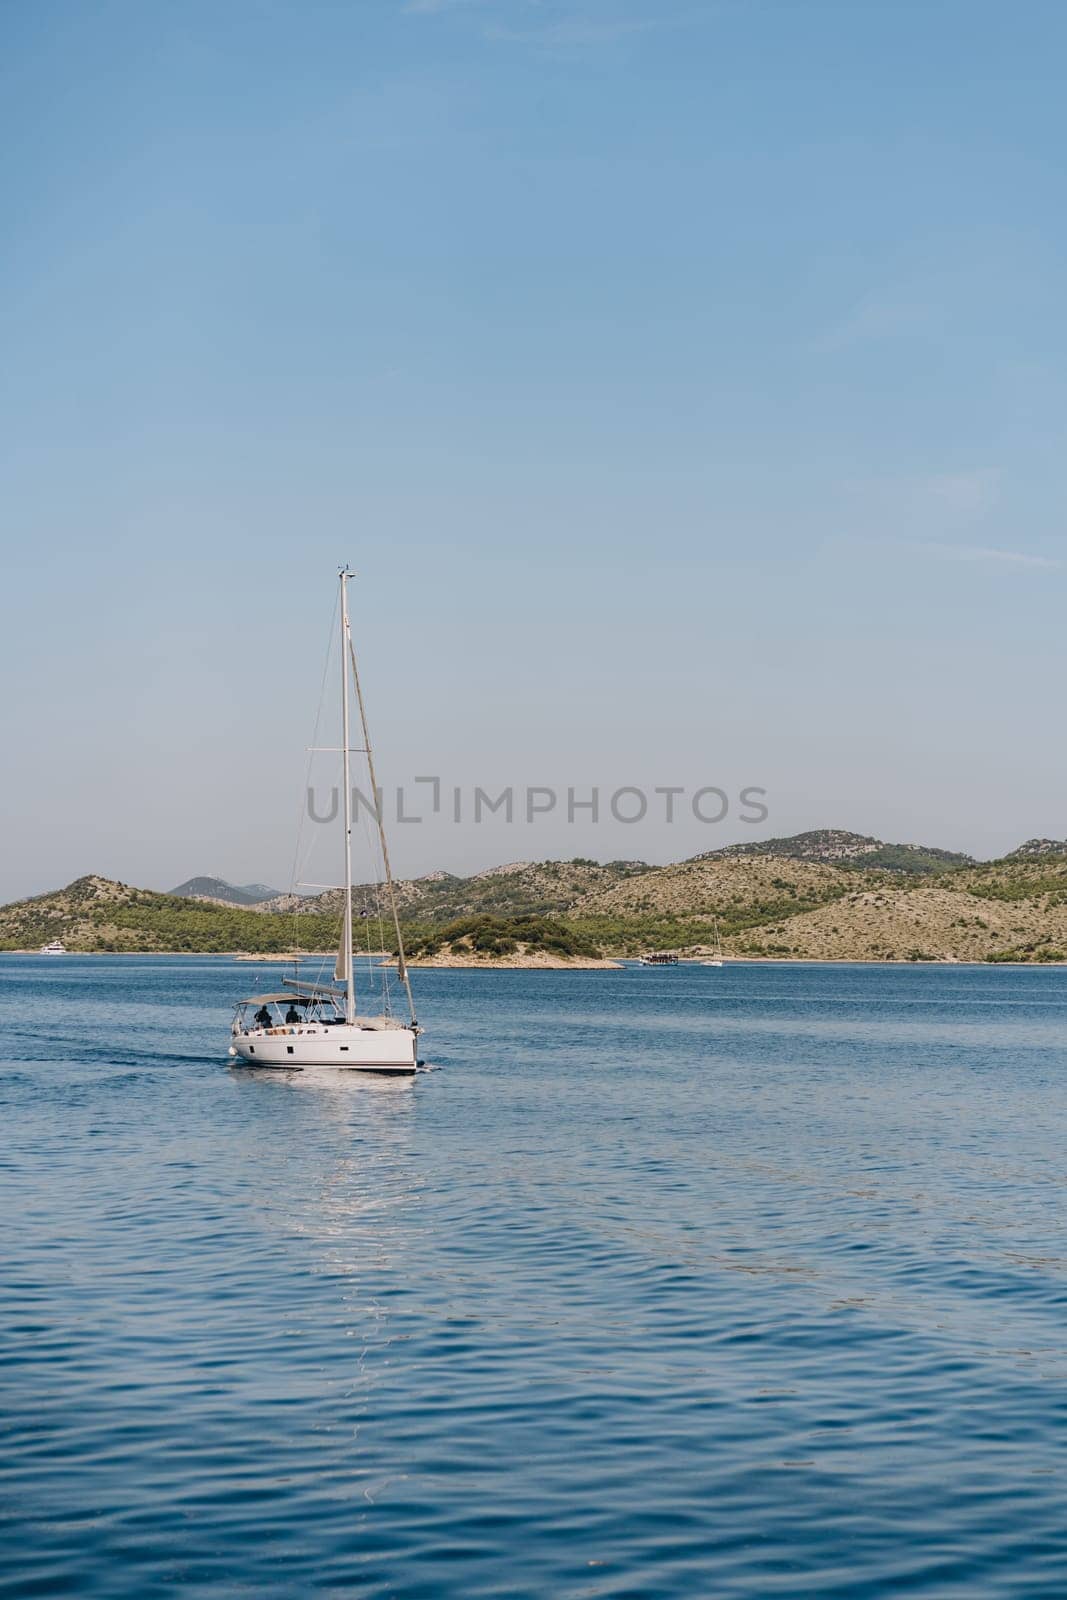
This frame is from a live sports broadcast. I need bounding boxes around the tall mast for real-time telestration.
[339,568,356,1026]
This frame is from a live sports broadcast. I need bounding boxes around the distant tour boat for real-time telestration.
[228,569,420,1074]
[39,939,66,954]
[639,919,725,969]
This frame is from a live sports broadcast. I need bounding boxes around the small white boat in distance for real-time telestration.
[39,939,66,954]
[228,568,420,1074]
[704,919,724,968]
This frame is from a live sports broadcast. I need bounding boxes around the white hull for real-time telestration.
[230,1022,417,1073]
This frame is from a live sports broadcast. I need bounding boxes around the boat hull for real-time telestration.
[229,1023,418,1073]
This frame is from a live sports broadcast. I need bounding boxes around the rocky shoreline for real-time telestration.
[8,949,1067,968]
[383,953,623,970]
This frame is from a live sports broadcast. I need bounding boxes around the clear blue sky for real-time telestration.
[2,0,1065,900]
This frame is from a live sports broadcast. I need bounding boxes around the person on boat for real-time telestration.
[254,1004,273,1029]
[284,1005,300,1024]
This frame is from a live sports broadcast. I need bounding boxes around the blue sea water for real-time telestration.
[1,954,1066,1598]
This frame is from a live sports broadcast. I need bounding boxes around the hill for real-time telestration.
[7,836,1067,962]
[288,858,650,924]
[401,915,618,969]
[731,881,1067,963]
[0,876,341,954]
[695,829,974,875]
[572,854,855,925]
[561,853,882,957]
[170,876,284,906]
[941,852,1067,903]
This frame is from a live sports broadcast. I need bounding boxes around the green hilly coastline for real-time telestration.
[4,831,1067,962]
[0,877,342,955]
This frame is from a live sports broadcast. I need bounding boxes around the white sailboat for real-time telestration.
[228,569,420,1074]
[704,919,724,967]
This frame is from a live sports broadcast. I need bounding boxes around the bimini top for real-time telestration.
[236,992,320,1007]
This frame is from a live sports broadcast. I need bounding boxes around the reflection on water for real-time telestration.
[2,955,1067,1598]
[229,1063,419,1093]
[232,1063,419,1284]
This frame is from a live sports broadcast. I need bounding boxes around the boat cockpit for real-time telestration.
[231,983,410,1038]
[231,989,343,1038]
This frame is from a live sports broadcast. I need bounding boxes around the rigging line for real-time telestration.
[355,791,392,1014]
[287,586,341,968]
[355,792,393,1015]
[346,630,417,1026]
[376,875,392,1011]
[291,834,337,992]
[355,800,391,1011]
[364,812,395,1011]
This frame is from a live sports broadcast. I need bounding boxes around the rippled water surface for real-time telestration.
[2,955,1067,1597]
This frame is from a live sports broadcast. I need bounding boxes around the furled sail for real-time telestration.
[334,909,351,985]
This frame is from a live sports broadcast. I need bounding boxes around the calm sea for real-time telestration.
[2,955,1066,1597]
